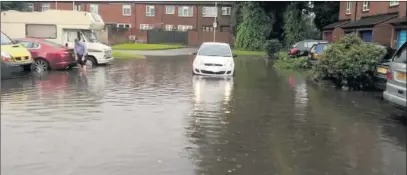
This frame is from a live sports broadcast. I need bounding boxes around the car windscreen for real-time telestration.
[198,44,232,57]
[1,33,14,45]
[393,47,406,63]
[42,40,65,48]
[315,44,328,53]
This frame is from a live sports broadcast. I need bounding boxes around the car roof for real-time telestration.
[201,42,230,46]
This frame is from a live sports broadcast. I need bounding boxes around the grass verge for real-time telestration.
[232,49,266,56]
[112,43,185,50]
[112,51,146,59]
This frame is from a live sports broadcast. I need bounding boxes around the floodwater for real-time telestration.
[1,56,406,175]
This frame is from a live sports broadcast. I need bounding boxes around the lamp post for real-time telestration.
[213,1,217,42]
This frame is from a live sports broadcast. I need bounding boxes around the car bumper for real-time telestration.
[383,90,407,109]
[374,74,387,90]
[54,61,78,69]
[97,56,114,64]
[193,65,234,76]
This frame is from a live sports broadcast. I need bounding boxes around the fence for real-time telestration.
[147,30,188,45]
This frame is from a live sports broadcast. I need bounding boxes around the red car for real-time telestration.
[14,38,76,71]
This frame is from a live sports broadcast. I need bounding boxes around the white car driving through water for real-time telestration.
[192,42,236,76]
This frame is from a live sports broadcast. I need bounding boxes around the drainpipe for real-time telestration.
[353,1,358,34]
[55,1,58,9]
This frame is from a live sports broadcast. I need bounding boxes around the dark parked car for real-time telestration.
[374,45,397,90]
[14,38,76,72]
[308,43,331,64]
[288,40,328,57]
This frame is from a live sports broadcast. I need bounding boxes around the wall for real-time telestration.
[339,1,407,21]
[188,30,232,46]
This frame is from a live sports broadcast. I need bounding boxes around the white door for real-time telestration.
[63,30,82,48]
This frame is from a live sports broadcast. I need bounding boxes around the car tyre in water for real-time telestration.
[86,56,97,67]
[33,59,49,72]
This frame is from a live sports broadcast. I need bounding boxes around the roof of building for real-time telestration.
[387,16,407,25]
[341,13,398,29]
[134,1,235,6]
[322,20,351,30]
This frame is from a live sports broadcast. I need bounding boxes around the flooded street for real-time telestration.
[1,56,406,175]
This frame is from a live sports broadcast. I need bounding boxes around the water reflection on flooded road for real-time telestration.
[1,56,405,175]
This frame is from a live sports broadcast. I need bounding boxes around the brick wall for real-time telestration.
[340,1,407,21]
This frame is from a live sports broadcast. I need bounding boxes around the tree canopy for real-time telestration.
[1,2,29,11]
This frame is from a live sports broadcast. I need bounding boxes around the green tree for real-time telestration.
[1,2,29,11]
[283,2,307,46]
[311,1,340,30]
[234,2,272,51]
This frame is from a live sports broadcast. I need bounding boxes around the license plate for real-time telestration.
[396,72,406,81]
[377,67,387,74]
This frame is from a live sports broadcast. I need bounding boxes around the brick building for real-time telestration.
[28,1,234,46]
[323,1,406,49]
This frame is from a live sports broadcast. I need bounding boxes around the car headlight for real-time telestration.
[1,52,13,62]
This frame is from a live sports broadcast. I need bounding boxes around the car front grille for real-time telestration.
[201,70,226,75]
[204,63,223,67]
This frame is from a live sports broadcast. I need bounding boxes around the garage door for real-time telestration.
[324,32,333,42]
[397,29,406,49]
[360,30,373,42]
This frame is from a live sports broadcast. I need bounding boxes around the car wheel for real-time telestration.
[33,59,49,72]
[86,56,97,67]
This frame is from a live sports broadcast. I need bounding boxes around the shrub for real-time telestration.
[264,39,283,58]
[313,34,386,90]
[274,51,289,60]
[274,56,311,70]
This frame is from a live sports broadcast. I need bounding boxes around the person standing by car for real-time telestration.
[74,38,88,73]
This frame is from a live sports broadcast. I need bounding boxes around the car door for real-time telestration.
[387,44,407,99]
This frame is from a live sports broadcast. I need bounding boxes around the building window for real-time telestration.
[362,1,369,12]
[90,4,98,14]
[122,5,131,16]
[165,25,174,31]
[346,2,351,14]
[146,5,155,16]
[202,7,217,17]
[389,1,399,6]
[202,25,214,32]
[41,3,50,11]
[73,4,82,11]
[140,24,153,30]
[221,7,231,15]
[166,6,174,14]
[117,23,131,29]
[178,6,193,17]
[177,25,193,31]
[27,3,34,11]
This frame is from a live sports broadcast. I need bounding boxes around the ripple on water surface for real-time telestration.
[1,57,406,175]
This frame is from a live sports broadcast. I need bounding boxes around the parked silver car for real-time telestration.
[383,42,406,110]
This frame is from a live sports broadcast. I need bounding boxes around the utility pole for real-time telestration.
[72,1,75,11]
[213,1,217,42]
[55,1,58,9]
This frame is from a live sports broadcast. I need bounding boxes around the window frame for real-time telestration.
[389,1,399,7]
[202,6,217,17]
[165,25,174,31]
[41,3,50,11]
[140,24,153,30]
[221,7,231,16]
[178,6,193,17]
[146,5,155,17]
[346,2,351,15]
[90,4,99,14]
[177,25,193,32]
[27,3,34,12]
[165,6,174,14]
[362,1,370,12]
[122,4,131,16]
[73,4,82,11]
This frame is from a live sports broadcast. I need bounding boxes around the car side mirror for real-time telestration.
[233,54,237,58]
[191,52,197,55]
